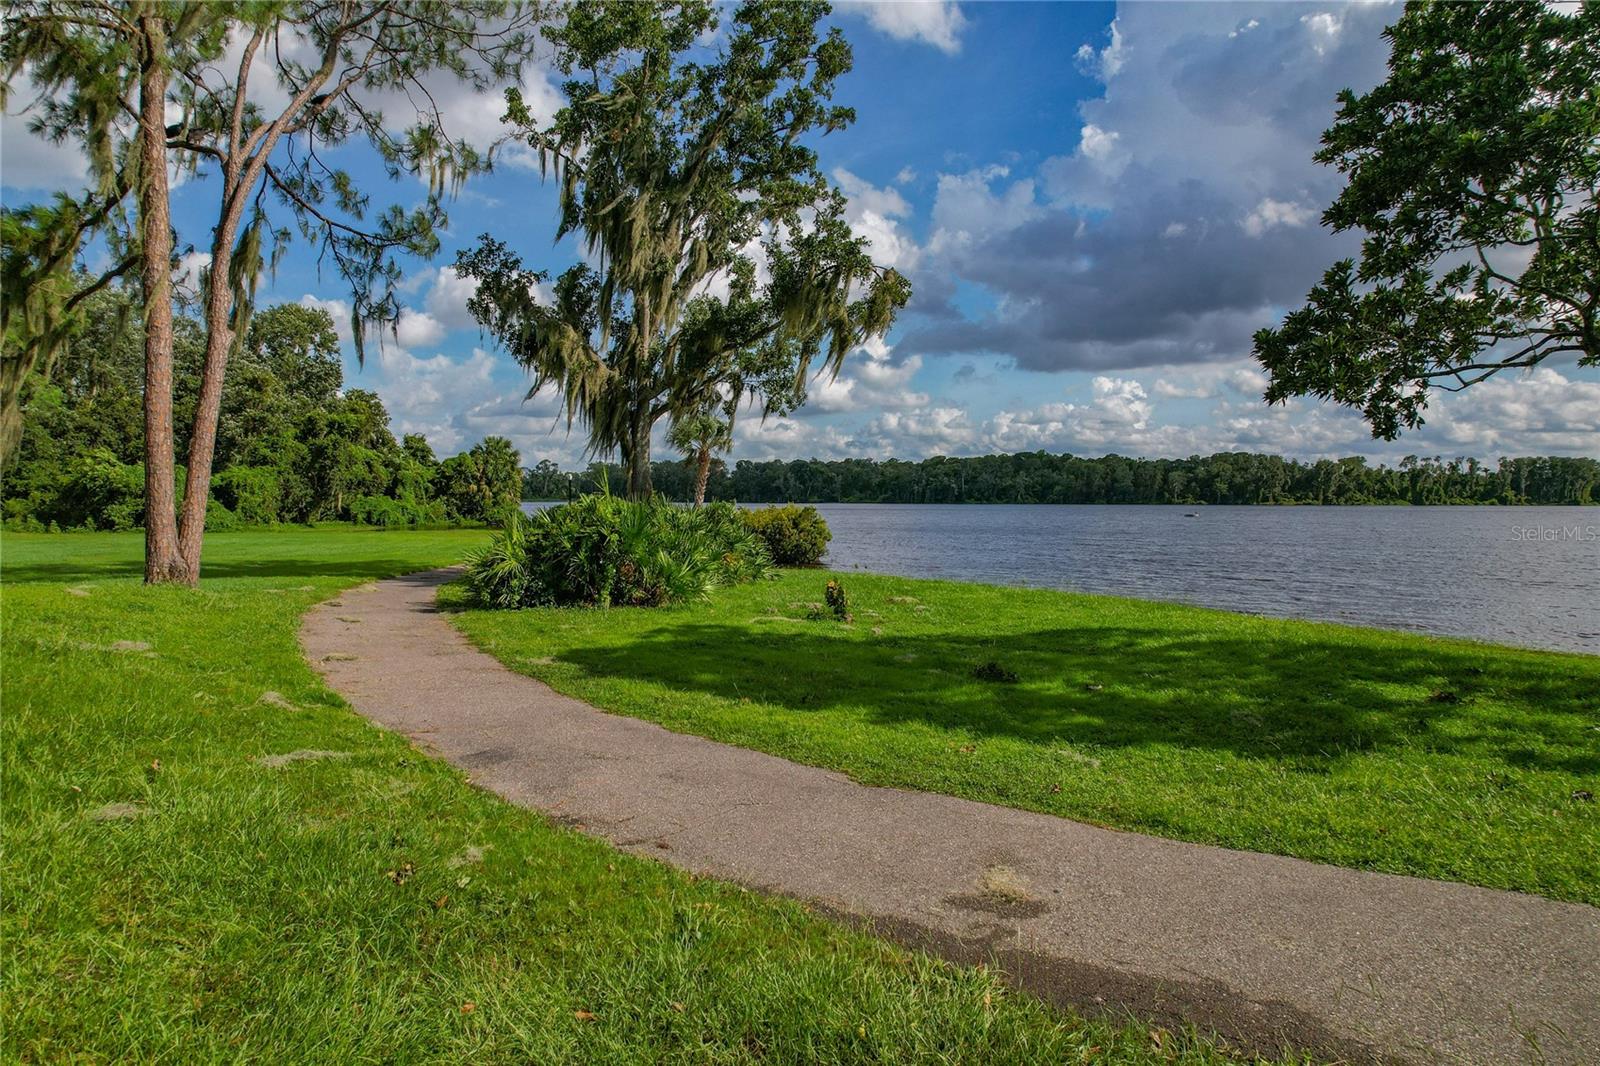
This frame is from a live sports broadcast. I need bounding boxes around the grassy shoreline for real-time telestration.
[447,568,1600,905]
[2,530,1285,1063]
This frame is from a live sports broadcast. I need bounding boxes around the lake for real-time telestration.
[524,502,1599,653]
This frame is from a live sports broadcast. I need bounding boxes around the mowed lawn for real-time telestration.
[448,570,1600,905]
[2,529,1285,1064]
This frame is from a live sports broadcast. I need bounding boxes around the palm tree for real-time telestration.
[668,409,733,505]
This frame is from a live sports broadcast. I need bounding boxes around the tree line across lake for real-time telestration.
[527,452,1599,507]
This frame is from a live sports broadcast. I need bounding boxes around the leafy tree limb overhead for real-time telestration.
[1254,0,1598,439]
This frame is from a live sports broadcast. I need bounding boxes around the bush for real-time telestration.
[205,498,240,531]
[59,448,144,530]
[466,495,772,609]
[741,505,830,567]
[212,466,283,524]
[824,579,851,621]
[348,495,449,528]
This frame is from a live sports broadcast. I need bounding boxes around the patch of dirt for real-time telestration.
[257,691,296,710]
[1055,746,1102,769]
[88,802,145,821]
[257,749,352,769]
[65,586,91,598]
[449,844,490,868]
[460,747,515,769]
[73,639,150,652]
[946,864,1050,918]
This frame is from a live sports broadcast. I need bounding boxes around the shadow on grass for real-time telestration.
[548,621,1600,771]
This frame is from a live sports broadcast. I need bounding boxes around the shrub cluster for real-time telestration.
[466,496,773,609]
[740,504,831,567]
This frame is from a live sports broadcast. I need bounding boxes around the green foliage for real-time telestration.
[437,436,521,525]
[346,495,449,529]
[741,504,832,565]
[58,446,144,531]
[460,0,909,498]
[466,496,772,610]
[711,452,1597,506]
[211,465,283,525]
[1255,1,1600,437]
[2,293,503,529]
[204,497,240,532]
[824,578,851,622]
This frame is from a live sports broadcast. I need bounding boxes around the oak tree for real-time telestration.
[458,0,909,499]
[1254,1,1598,439]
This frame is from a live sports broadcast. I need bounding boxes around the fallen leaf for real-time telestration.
[670,1002,685,1013]
[459,1002,475,1015]
[574,1010,596,1022]
[433,894,450,910]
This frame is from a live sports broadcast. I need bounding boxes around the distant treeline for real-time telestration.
[526,452,1600,506]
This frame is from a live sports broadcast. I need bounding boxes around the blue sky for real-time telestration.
[4,1,1596,465]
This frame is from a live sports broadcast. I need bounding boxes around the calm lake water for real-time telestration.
[523,502,1599,653]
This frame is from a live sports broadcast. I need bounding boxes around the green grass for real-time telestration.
[2,529,1289,1064]
[447,570,1600,906]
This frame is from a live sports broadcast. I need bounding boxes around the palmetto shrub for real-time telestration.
[740,504,831,566]
[465,496,772,609]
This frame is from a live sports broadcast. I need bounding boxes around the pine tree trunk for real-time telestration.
[138,14,185,585]
[693,446,711,505]
[174,220,240,583]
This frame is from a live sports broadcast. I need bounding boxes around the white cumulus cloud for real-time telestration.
[845,1,968,54]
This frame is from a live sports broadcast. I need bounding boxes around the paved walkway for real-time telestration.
[302,569,1599,1065]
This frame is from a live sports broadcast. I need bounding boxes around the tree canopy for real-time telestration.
[459,0,909,499]
[3,294,519,531]
[1254,0,1599,439]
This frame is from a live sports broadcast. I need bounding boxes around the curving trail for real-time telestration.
[303,569,1599,1066]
